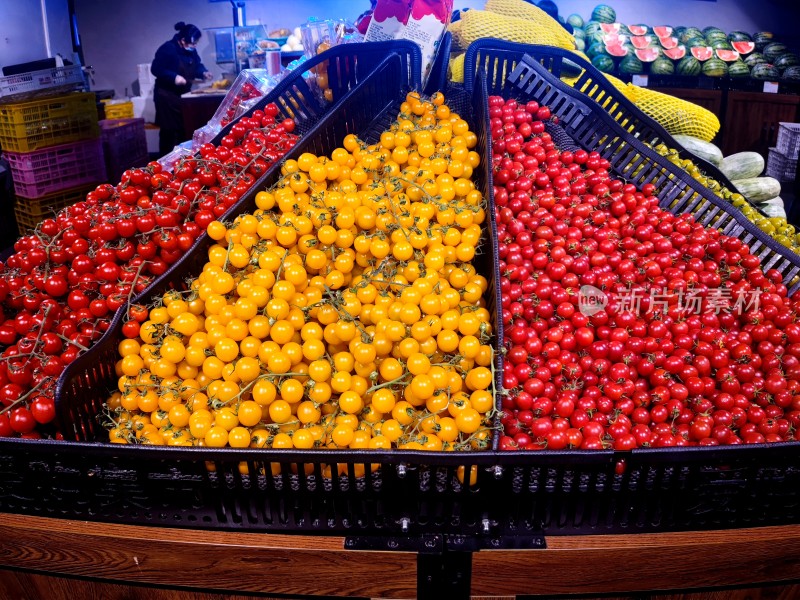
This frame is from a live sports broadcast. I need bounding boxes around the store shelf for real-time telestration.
[1,514,798,599]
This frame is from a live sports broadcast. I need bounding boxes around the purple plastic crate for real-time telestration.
[100,118,148,183]
[6,138,106,198]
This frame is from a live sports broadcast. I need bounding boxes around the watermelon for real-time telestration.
[702,58,728,77]
[705,31,729,45]
[659,36,679,50]
[754,32,774,51]
[586,42,607,59]
[619,54,644,74]
[691,46,714,62]
[783,66,800,81]
[709,39,733,51]
[763,42,788,63]
[600,22,622,34]
[605,42,629,57]
[603,33,628,46]
[745,52,767,67]
[677,56,702,76]
[751,63,780,80]
[591,4,617,24]
[703,26,725,37]
[650,57,675,75]
[631,35,654,49]
[728,31,753,43]
[591,53,616,73]
[680,27,704,44]
[664,46,687,61]
[628,24,649,36]
[653,26,673,38]
[715,49,740,63]
[732,41,755,55]
[775,53,800,70]
[584,21,602,38]
[635,47,660,63]
[685,37,707,49]
[728,61,750,78]
[567,14,585,29]
[574,38,586,51]
[573,28,586,40]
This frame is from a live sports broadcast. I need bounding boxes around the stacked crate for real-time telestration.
[766,122,800,182]
[99,118,149,184]
[0,91,105,230]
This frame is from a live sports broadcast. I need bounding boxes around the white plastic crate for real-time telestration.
[766,147,798,182]
[776,122,800,161]
[0,65,86,101]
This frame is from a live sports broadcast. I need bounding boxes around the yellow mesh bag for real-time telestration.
[484,0,576,50]
[458,9,576,50]
[450,53,465,83]
[448,20,464,49]
[627,85,720,142]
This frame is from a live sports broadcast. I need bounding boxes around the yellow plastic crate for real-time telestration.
[0,91,99,152]
[14,183,95,231]
[101,99,134,119]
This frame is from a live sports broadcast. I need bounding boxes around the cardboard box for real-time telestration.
[365,0,453,87]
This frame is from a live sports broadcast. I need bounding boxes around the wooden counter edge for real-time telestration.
[2,515,800,598]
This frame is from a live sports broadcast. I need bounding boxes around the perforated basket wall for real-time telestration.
[5,138,106,198]
[6,53,504,536]
[462,40,736,195]
[469,42,800,295]
[0,91,99,152]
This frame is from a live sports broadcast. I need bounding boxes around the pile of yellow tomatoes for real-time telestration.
[105,91,498,454]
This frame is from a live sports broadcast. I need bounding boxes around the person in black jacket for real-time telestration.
[151,22,212,156]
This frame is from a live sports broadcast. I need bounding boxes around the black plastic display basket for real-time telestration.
[466,55,800,533]
[474,47,800,294]
[462,39,752,206]
[0,53,504,536]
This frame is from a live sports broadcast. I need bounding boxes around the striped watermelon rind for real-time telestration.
[727,61,750,78]
[591,4,617,24]
[702,57,728,77]
[677,56,702,76]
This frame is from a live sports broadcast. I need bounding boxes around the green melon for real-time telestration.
[650,56,675,75]
[619,54,645,74]
[685,37,707,49]
[775,53,800,70]
[783,66,800,81]
[567,14,585,29]
[591,53,616,73]
[584,21,603,38]
[728,60,750,78]
[702,57,728,77]
[591,4,617,24]
[764,42,788,63]
[751,63,781,79]
[676,56,702,76]
[586,41,607,59]
[744,52,767,67]
[754,31,775,51]
[728,31,753,43]
[709,39,733,50]
[703,26,725,37]
[680,27,704,44]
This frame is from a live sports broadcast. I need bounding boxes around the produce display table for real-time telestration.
[1,513,798,599]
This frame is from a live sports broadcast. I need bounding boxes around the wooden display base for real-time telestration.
[1,513,798,599]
